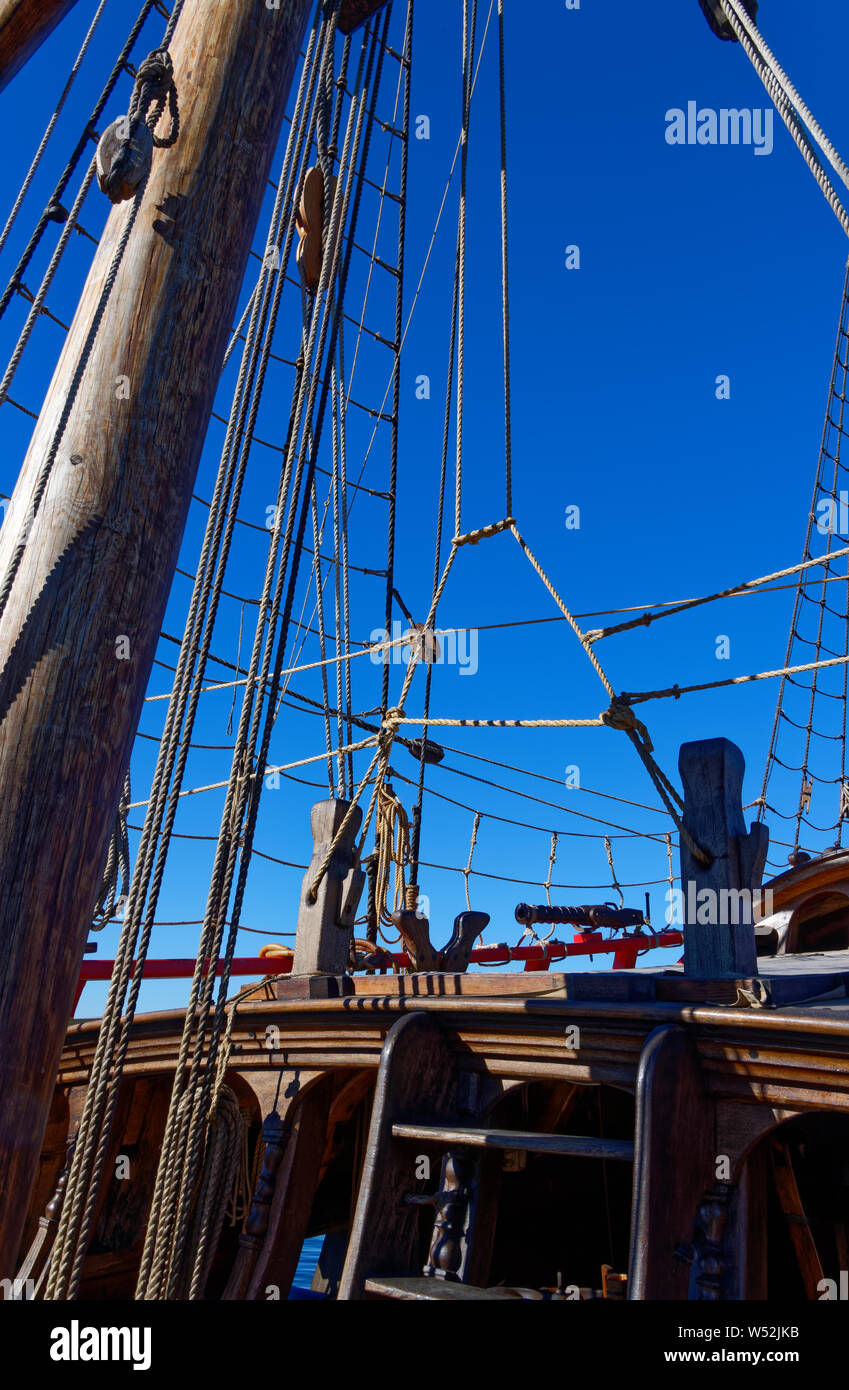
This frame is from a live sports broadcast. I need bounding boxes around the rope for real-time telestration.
[623,653,849,706]
[454,0,477,538]
[604,836,623,909]
[585,546,849,643]
[91,771,132,929]
[497,0,512,519]
[463,810,481,909]
[759,261,849,850]
[721,0,849,238]
[139,8,388,1299]
[0,0,162,328]
[723,0,849,193]
[49,0,336,1303]
[543,832,558,907]
[373,782,411,932]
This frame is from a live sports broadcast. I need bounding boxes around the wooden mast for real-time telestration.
[0,0,314,1280]
[0,0,80,94]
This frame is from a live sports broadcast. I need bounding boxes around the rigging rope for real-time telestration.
[721,0,849,238]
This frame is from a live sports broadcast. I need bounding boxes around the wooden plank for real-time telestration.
[338,1012,458,1300]
[0,0,78,94]
[391,1124,634,1162]
[769,1141,825,1298]
[679,738,768,977]
[628,1024,716,1300]
[364,1276,521,1301]
[349,971,572,998]
[338,0,391,35]
[0,0,314,1280]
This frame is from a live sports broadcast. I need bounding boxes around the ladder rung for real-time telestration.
[390,1124,634,1162]
[365,1277,520,1301]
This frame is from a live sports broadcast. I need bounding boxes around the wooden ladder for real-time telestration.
[337,1011,633,1301]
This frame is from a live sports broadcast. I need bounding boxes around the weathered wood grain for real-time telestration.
[291,799,364,977]
[0,0,78,94]
[0,0,314,1280]
[679,738,768,977]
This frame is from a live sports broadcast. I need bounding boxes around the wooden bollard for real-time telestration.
[291,800,365,978]
[679,739,768,978]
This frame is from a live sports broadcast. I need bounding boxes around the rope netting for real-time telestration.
[3,0,849,1299]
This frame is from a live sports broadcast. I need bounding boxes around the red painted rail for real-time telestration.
[74,931,683,1010]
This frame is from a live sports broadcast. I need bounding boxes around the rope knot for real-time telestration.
[600,698,653,752]
[376,708,404,758]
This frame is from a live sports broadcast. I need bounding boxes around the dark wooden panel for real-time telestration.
[628,1025,716,1300]
[338,0,391,35]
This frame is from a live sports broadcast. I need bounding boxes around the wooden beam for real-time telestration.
[0,0,314,1281]
[628,1024,716,1300]
[0,0,79,94]
[338,0,391,36]
[679,738,768,977]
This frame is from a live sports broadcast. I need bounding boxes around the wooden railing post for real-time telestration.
[679,738,768,977]
[290,799,365,981]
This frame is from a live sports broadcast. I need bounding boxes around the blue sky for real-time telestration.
[2,0,849,1014]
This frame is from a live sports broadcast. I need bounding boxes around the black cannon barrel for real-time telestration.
[514,903,645,930]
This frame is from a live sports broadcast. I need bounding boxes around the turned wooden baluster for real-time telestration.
[13,1133,76,1298]
[693,1184,732,1301]
[221,1111,290,1300]
[424,1150,479,1282]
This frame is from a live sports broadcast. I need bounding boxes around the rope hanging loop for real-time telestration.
[698,0,758,42]
[96,49,180,204]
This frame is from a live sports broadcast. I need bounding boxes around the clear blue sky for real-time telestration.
[2,0,848,1015]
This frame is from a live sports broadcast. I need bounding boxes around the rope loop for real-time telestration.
[130,49,180,147]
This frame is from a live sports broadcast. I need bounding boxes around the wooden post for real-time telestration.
[0,0,79,94]
[679,738,768,978]
[0,0,313,1280]
[290,799,365,981]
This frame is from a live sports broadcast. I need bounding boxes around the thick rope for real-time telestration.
[723,0,849,192]
[140,9,386,1299]
[585,545,849,643]
[50,0,332,1304]
[721,0,849,238]
[463,810,481,910]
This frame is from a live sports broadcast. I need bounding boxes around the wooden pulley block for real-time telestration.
[96,116,154,204]
[296,166,338,291]
[408,736,444,766]
[404,623,441,664]
[698,0,758,41]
